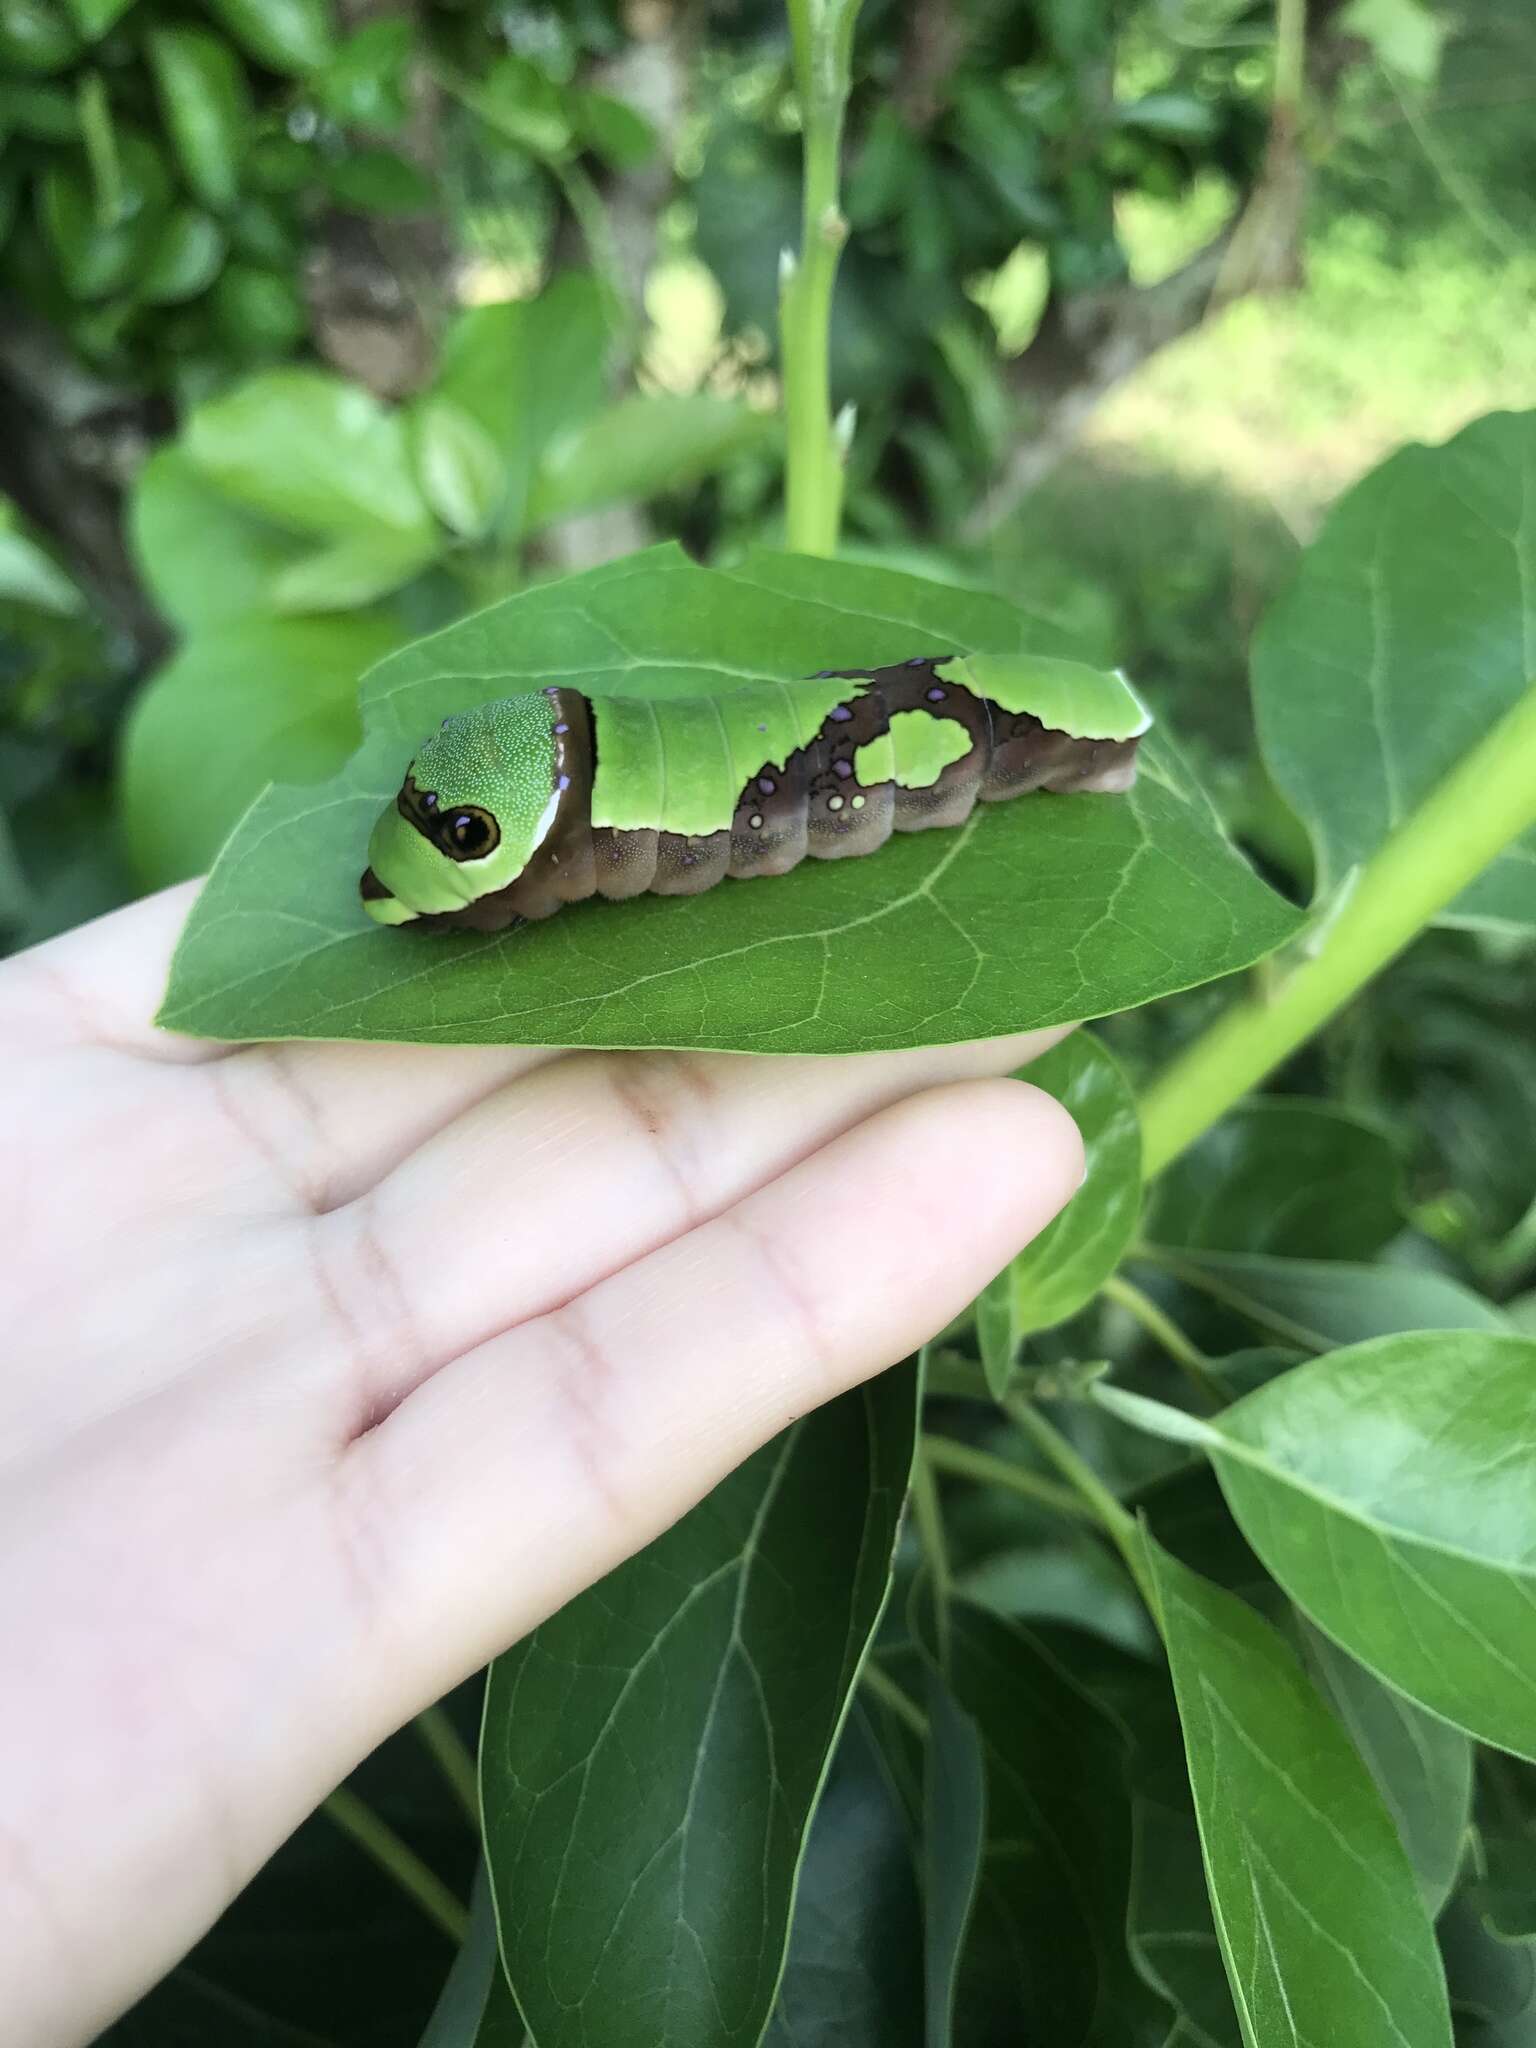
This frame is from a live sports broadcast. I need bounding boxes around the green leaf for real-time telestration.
[156,547,1300,1049]
[0,0,79,74]
[184,369,433,540]
[1010,1032,1141,1335]
[480,1368,917,2048]
[1138,1531,1454,2047]
[973,1269,1021,1403]
[1151,1247,1508,1352]
[138,207,226,305]
[762,1713,924,2048]
[526,394,774,530]
[574,89,656,171]
[120,615,399,887]
[1298,1625,1472,1916]
[63,0,135,36]
[1150,1099,1404,1261]
[201,0,335,75]
[270,529,440,615]
[1129,1799,1241,2048]
[468,53,573,159]
[1441,1892,1536,2045]
[322,147,434,216]
[930,1606,1159,2041]
[410,395,506,539]
[129,447,311,631]
[1254,411,1536,934]
[316,16,412,132]
[0,527,83,614]
[1203,1331,1536,1762]
[922,1672,986,2048]
[1339,0,1449,82]
[147,26,250,213]
[77,70,121,225]
[418,1867,526,2048]
[431,280,611,540]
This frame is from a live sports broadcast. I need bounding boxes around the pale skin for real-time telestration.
[0,882,1084,2048]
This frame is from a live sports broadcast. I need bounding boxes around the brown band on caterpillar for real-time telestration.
[408,659,1141,931]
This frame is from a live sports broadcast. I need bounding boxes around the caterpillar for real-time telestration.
[359,651,1151,933]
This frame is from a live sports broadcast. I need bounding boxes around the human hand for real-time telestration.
[0,884,1083,2047]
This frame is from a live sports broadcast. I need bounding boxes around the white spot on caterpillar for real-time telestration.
[749,813,763,830]
[828,795,845,812]
[851,794,866,810]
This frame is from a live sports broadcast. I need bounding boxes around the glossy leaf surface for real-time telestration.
[480,1368,917,2048]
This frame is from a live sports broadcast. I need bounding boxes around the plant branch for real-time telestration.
[322,1787,470,1945]
[1139,679,1536,1177]
[1100,1274,1226,1409]
[860,1658,929,1738]
[1003,1397,1153,1605]
[921,1434,1096,1523]
[780,0,861,555]
[413,1704,480,1828]
[910,1451,953,1668]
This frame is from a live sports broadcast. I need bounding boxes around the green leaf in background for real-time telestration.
[1137,1530,1454,2048]
[921,1671,986,2048]
[157,548,1299,1049]
[1441,1892,1536,2048]
[417,1867,526,2048]
[1298,1623,1473,1917]
[0,523,83,614]
[1146,1246,1508,1351]
[0,0,79,74]
[63,0,134,36]
[480,1367,917,2048]
[1010,1032,1141,1334]
[431,279,611,540]
[322,148,435,216]
[121,613,399,886]
[932,1606,1161,2042]
[1254,409,1536,934]
[1149,1099,1405,1261]
[1128,1796,1240,2048]
[526,395,775,529]
[762,1714,924,2048]
[147,26,250,213]
[130,448,311,630]
[185,369,435,540]
[138,207,226,305]
[210,261,308,356]
[77,69,121,225]
[410,395,506,540]
[574,89,657,171]
[317,16,413,132]
[973,1268,1021,1404]
[270,529,441,615]
[202,0,335,75]
[1339,0,1449,82]
[1206,1331,1536,1761]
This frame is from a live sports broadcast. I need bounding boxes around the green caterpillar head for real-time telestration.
[360,693,566,927]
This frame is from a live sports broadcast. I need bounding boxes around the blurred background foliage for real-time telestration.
[1,0,1533,1273]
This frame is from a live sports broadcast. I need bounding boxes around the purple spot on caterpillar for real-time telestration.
[829,704,852,722]
[554,722,569,735]
[758,775,775,794]
[834,758,853,778]
[927,686,946,702]
[682,852,696,866]
[756,723,767,733]
[544,685,560,697]
[557,774,571,791]
[423,791,438,809]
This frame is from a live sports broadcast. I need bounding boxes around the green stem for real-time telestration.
[1272,0,1307,127]
[1003,1396,1154,1606]
[860,1657,929,1738]
[413,1704,481,1829]
[1100,1273,1226,1409]
[1139,681,1536,1176]
[781,0,861,554]
[921,1434,1096,1523]
[322,1788,470,1946]
[911,1451,953,1667]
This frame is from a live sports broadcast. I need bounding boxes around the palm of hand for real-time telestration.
[0,884,1080,2048]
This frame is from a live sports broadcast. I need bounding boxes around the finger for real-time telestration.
[0,882,231,1065]
[339,1077,1083,1698]
[213,1037,574,1214]
[315,1028,1072,1420]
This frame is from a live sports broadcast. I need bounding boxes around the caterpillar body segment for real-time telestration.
[360,652,1150,933]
